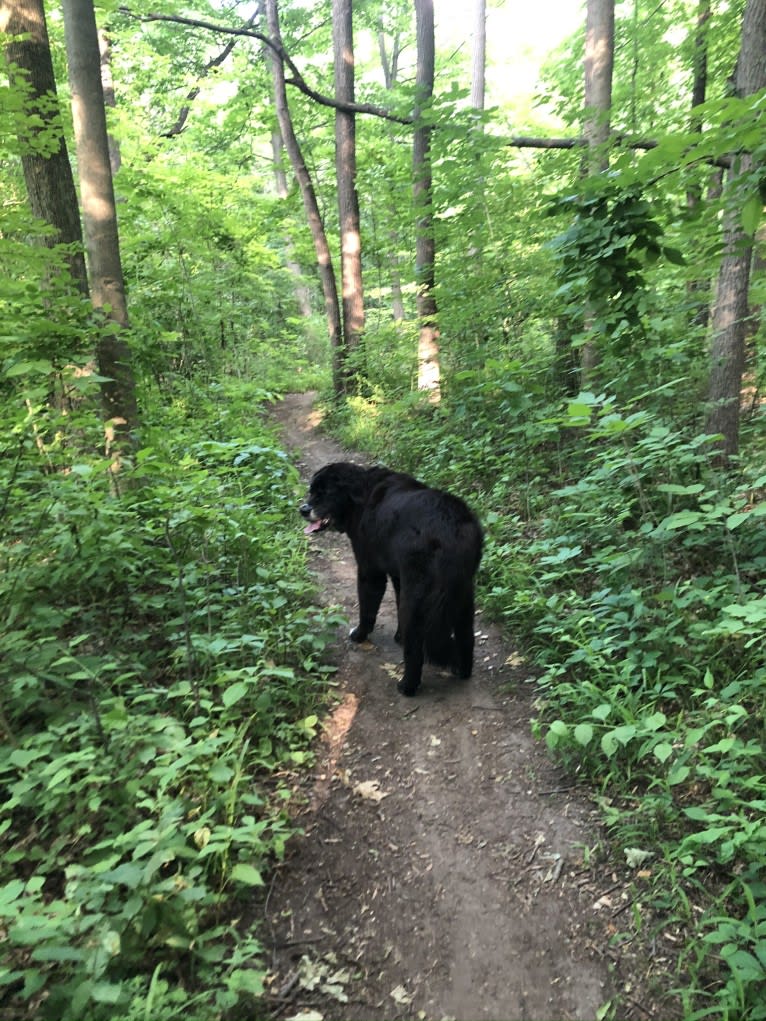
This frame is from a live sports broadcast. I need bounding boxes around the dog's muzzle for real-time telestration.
[300,502,330,535]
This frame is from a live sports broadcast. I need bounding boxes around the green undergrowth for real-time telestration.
[0,380,343,1021]
[326,368,766,1021]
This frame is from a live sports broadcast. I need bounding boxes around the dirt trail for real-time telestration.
[261,392,622,1021]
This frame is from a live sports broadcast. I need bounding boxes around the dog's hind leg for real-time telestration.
[451,589,476,679]
[396,585,426,696]
[391,574,402,643]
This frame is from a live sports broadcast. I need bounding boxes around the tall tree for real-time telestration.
[470,0,486,112]
[333,0,364,385]
[0,0,88,295]
[686,0,714,330]
[580,0,615,384]
[376,10,406,322]
[60,0,139,468]
[270,127,313,318]
[705,0,766,463]
[413,0,439,399]
[264,0,344,396]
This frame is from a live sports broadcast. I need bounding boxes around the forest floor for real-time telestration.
[257,392,676,1021]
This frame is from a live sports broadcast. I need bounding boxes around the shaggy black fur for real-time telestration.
[300,462,483,696]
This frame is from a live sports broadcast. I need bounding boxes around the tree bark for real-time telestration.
[376,20,406,322]
[61,0,140,466]
[686,0,712,330]
[264,0,343,395]
[580,0,614,385]
[413,0,439,400]
[333,0,364,384]
[705,0,766,463]
[270,128,313,317]
[1,0,88,294]
[470,0,486,112]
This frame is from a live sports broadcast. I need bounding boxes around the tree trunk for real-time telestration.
[270,128,313,317]
[470,0,486,112]
[580,0,614,385]
[264,0,344,396]
[61,0,140,469]
[98,28,121,176]
[583,0,614,156]
[377,22,406,321]
[333,0,364,386]
[705,0,766,464]
[413,0,439,400]
[686,0,712,329]
[1,0,88,295]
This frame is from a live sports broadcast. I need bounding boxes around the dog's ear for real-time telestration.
[339,463,369,505]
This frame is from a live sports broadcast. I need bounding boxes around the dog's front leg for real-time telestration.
[349,569,387,642]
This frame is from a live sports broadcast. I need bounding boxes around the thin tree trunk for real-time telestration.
[264,0,343,396]
[271,128,313,317]
[413,0,439,400]
[686,0,712,329]
[333,0,364,385]
[705,0,766,464]
[377,21,406,321]
[580,0,614,385]
[61,0,140,468]
[470,0,486,112]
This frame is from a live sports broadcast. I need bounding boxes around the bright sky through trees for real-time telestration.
[436,0,584,109]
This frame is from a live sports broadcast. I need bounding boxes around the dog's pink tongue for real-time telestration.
[304,521,322,534]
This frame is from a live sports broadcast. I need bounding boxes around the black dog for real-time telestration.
[300,462,483,696]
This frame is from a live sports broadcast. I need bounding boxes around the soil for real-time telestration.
[258,393,669,1021]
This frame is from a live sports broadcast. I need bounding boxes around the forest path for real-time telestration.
[261,392,620,1021]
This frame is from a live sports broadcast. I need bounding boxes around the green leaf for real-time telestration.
[227,968,264,995]
[601,731,618,758]
[657,483,704,495]
[209,763,234,783]
[741,193,763,235]
[567,402,593,419]
[101,863,144,889]
[643,711,667,731]
[0,880,26,907]
[683,806,713,822]
[230,863,264,887]
[5,359,54,377]
[668,764,690,785]
[90,981,124,1004]
[723,947,766,981]
[662,246,685,266]
[611,724,637,746]
[574,723,593,746]
[653,742,673,763]
[222,681,248,707]
[727,502,766,530]
[9,748,43,768]
[658,509,704,530]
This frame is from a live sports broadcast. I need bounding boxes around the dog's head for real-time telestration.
[300,462,367,536]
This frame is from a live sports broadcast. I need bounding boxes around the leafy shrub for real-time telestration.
[329,373,766,1020]
[0,380,342,1020]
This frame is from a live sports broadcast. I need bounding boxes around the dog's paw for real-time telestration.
[452,664,472,679]
[397,677,420,697]
[349,625,369,643]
